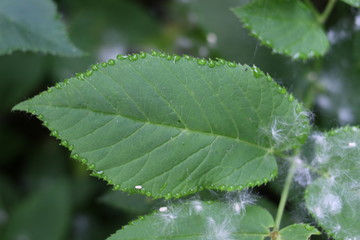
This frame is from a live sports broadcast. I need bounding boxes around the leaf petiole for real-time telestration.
[319,0,337,24]
[274,155,298,232]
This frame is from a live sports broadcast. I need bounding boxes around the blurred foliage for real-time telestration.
[1,0,359,239]
[0,0,84,56]
[2,179,71,240]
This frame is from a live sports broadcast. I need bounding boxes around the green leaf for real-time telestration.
[232,0,329,60]
[305,127,360,239]
[107,202,274,240]
[278,224,320,240]
[2,179,71,240]
[0,175,19,237]
[0,0,83,56]
[13,52,310,198]
[341,0,360,7]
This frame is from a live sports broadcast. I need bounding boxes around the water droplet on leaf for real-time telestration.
[227,62,236,67]
[304,225,315,231]
[139,52,147,58]
[88,164,95,170]
[197,59,206,65]
[92,65,99,71]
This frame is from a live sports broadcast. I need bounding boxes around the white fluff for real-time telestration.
[204,217,233,240]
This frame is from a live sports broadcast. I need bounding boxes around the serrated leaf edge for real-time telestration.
[278,223,321,235]
[107,202,274,240]
[13,51,312,199]
[231,5,329,61]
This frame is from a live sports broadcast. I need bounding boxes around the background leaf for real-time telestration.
[2,179,71,240]
[0,0,83,56]
[13,53,310,198]
[305,127,360,239]
[107,202,274,240]
[232,0,329,60]
[0,175,19,237]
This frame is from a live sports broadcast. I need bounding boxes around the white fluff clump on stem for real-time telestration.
[312,132,331,165]
[308,189,343,220]
[293,156,313,187]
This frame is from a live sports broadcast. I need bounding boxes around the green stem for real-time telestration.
[274,157,297,231]
[319,0,337,24]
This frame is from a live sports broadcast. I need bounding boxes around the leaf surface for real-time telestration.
[278,224,320,240]
[107,202,274,240]
[232,0,329,60]
[305,127,360,240]
[0,0,83,56]
[13,52,310,198]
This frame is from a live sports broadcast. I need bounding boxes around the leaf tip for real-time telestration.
[12,99,33,114]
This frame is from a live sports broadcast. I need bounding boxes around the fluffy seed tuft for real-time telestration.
[204,217,234,240]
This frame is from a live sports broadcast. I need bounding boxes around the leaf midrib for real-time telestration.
[25,103,270,152]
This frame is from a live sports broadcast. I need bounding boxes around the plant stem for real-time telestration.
[319,0,337,24]
[274,157,297,231]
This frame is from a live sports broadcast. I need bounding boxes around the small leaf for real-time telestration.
[0,0,83,56]
[305,127,360,239]
[341,0,360,7]
[2,179,71,240]
[278,224,320,240]
[13,53,310,198]
[232,0,329,60]
[107,202,274,240]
